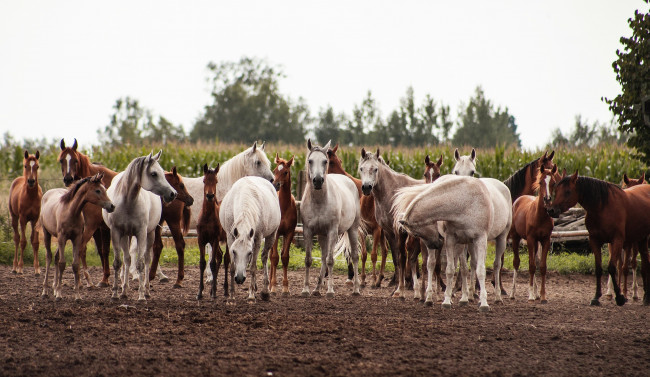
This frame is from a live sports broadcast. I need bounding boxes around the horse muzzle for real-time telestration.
[206,193,215,202]
[274,182,281,191]
[312,177,324,190]
[104,203,116,213]
[361,184,372,196]
[234,274,246,285]
[184,196,194,207]
[546,207,561,218]
[27,179,36,188]
[163,190,177,204]
[63,176,73,187]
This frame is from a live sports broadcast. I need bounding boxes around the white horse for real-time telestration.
[396,174,509,311]
[301,139,361,297]
[219,176,280,302]
[103,151,177,301]
[452,148,512,301]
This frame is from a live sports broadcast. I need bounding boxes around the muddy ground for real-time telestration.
[1,265,649,377]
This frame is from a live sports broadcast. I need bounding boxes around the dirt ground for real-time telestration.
[1,265,649,377]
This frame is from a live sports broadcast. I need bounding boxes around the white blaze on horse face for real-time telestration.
[278,165,283,171]
[543,175,551,201]
[65,154,72,174]
[29,160,35,176]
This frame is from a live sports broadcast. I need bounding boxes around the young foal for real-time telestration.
[509,165,558,303]
[58,138,117,287]
[326,144,389,288]
[270,154,298,295]
[9,150,42,275]
[40,173,115,300]
[196,164,229,300]
[548,171,650,306]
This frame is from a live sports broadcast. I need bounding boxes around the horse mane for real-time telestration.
[114,156,148,197]
[391,184,429,231]
[60,176,92,204]
[230,187,262,235]
[559,176,623,208]
[503,159,539,200]
[181,206,191,235]
[218,146,269,193]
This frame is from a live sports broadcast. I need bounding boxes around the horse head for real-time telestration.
[244,141,274,184]
[539,150,555,171]
[358,147,381,196]
[623,172,646,188]
[140,150,177,203]
[424,154,443,183]
[547,170,579,218]
[230,225,255,285]
[326,143,346,175]
[59,138,79,187]
[87,172,115,213]
[165,166,194,207]
[202,163,220,203]
[453,148,477,177]
[306,139,331,190]
[273,153,294,191]
[534,164,558,208]
[23,150,40,188]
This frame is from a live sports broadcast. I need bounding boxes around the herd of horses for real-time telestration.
[8,138,650,310]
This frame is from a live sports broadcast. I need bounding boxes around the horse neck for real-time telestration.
[217,157,244,199]
[374,165,420,204]
[63,188,91,220]
[117,169,142,203]
[200,197,218,218]
[278,178,293,205]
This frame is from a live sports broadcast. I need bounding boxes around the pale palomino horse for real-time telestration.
[40,173,115,300]
[301,140,361,297]
[219,176,280,302]
[396,174,510,311]
[103,151,177,301]
[358,148,423,299]
[452,148,513,299]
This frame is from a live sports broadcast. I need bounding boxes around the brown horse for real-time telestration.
[509,165,558,303]
[606,172,647,301]
[270,154,298,295]
[58,138,117,287]
[327,144,390,288]
[9,150,43,275]
[548,171,650,306]
[149,167,195,288]
[40,173,115,300]
[503,151,555,202]
[196,164,229,299]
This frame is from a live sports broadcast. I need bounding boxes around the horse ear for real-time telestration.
[323,140,331,150]
[376,148,380,158]
[274,153,280,165]
[624,173,630,185]
[288,155,294,167]
[570,170,579,183]
[640,171,646,182]
[361,147,366,159]
[60,139,66,150]
[307,139,313,151]
[541,150,548,160]
[152,150,162,161]
[551,164,557,174]
[454,148,460,161]
[24,150,28,159]
[203,163,208,174]
[72,138,78,151]
[436,154,443,167]
[215,163,220,173]
[172,166,177,176]
[332,143,339,153]
[548,150,555,161]
[260,141,265,151]
[35,150,40,160]
[424,155,430,165]
[97,171,104,181]
[561,168,566,178]
[470,148,476,161]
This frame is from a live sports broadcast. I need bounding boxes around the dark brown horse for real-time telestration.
[149,167,194,288]
[9,150,43,275]
[509,165,558,303]
[503,151,555,202]
[548,171,650,306]
[196,164,229,299]
[58,139,117,287]
[606,172,647,301]
[270,154,298,295]
[327,144,390,288]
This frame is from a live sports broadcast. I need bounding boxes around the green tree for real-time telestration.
[144,116,186,145]
[604,5,650,164]
[344,91,381,145]
[452,86,521,148]
[314,105,346,145]
[439,104,454,144]
[99,97,146,146]
[548,115,628,147]
[190,57,309,144]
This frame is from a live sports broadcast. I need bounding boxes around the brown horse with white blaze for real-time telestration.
[270,154,298,295]
[547,171,650,306]
[9,150,43,275]
[58,138,117,287]
[509,164,558,303]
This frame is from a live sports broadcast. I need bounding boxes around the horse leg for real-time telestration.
[71,235,83,301]
[227,252,236,304]
[302,228,314,297]
[149,225,165,283]
[540,238,550,303]
[313,234,328,296]
[349,227,361,296]
[589,238,605,306]
[281,232,294,296]
[360,232,368,288]
[370,227,380,287]
[637,239,649,305]
[171,223,185,288]
[11,214,19,273]
[222,245,230,297]
[55,237,67,300]
[605,243,615,298]
[248,237,262,303]
[30,220,40,275]
[269,235,280,294]
[197,239,206,300]
[458,244,471,305]
[493,234,507,304]
[142,231,155,299]
[473,235,490,312]
[527,237,538,302]
[394,231,408,300]
[205,244,214,283]
[442,236,458,308]
[424,245,437,306]
[435,247,445,292]
[632,244,639,301]
[209,239,220,299]
[110,233,122,300]
[510,236,520,300]
[260,235,274,301]
[41,229,52,297]
[608,239,626,306]
[409,239,421,300]
[325,230,338,297]
[120,237,132,298]
[420,241,428,301]
[18,218,28,274]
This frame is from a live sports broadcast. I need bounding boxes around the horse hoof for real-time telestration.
[197,294,203,300]
[590,299,601,306]
[98,282,110,288]
[247,298,256,304]
[345,280,353,287]
[459,300,469,307]
[479,305,490,312]
[281,291,290,297]
[11,270,17,274]
[494,300,503,305]
[159,277,169,283]
[55,296,62,302]
[326,292,335,298]
[509,295,515,300]
[261,292,270,301]
[360,282,366,288]
[75,296,82,301]
[442,303,451,309]
[301,291,310,297]
[352,291,361,296]
[615,296,626,306]
[541,299,548,304]
[605,293,613,299]
[500,289,508,296]
[34,272,40,277]
[173,284,182,289]
[633,296,639,302]
[312,291,321,297]
[424,300,433,307]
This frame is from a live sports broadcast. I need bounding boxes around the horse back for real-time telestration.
[9,176,42,221]
[39,189,67,235]
[623,184,650,242]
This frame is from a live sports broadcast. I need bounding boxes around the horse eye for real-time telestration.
[95,189,101,194]
[233,228,238,237]
[151,172,157,177]
[374,168,378,173]
[454,171,459,175]
[308,160,313,165]
[256,161,261,166]
[180,184,185,189]
[360,168,364,172]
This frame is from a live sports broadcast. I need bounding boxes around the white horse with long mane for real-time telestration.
[103,151,177,301]
[301,139,361,297]
[219,176,280,302]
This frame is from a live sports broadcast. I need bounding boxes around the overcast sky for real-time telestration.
[0,0,643,150]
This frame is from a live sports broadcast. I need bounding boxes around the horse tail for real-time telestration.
[181,206,191,236]
[333,231,353,264]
